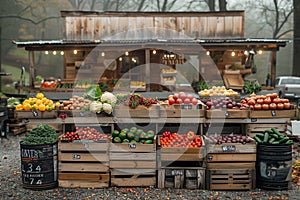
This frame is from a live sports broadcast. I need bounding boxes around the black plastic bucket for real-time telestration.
[256,144,292,190]
[20,142,58,190]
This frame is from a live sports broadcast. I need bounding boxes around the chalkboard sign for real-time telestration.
[181,104,192,110]
[222,145,236,152]
[20,142,58,190]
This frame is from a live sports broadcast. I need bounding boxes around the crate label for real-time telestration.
[171,170,183,176]
[79,112,84,117]
[181,104,192,110]
[222,145,236,152]
[32,111,39,117]
[251,118,257,122]
[225,111,229,118]
[207,155,213,161]
[23,119,30,124]
[128,143,136,149]
[197,104,202,109]
[72,154,81,159]
[271,110,276,117]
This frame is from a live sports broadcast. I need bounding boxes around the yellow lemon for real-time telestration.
[23,104,32,111]
[36,93,44,99]
[38,104,46,111]
[22,99,30,105]
[35,99,43,106]
[15,104,23,111]
[32,104,39,110]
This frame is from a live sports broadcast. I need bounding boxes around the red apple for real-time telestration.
[187,94,194,101]
[176,98,183,104]
[191,98,198,105]
[184,98,191,104]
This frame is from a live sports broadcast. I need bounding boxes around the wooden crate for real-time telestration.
[25,123,62,133]
[58,110,95,117]
[158,167,205,189]
[246,123,286,138]
[15,110,57,119]
[206,142,256,169]
[206,109,249,119]
[160,104,204,118]
[9,119,26,135]
[249,108,296,119]
[58,141,109,188]
[113,105,160,118]
[109,141,156,187]
[206,168,256,190]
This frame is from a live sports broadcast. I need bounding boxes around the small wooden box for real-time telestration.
[249,108,296,119]
[109,141,156,187]
[58,141,109,188]
[158,167,205,189]
[15,110,57,119]
[160,104,205,118]
[206,109,249,119]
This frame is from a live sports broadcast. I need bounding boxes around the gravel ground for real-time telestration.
[1,134,300,200]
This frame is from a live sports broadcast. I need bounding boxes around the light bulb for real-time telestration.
[74,50,78,54]
[153,50,156,54]
[53,51,57,55]
[258,50,263,54]
[206,51,210,55]
[119,57,122,61]
[101,52,105,57]
[60,51,64,55]
[125,51,129,56]
[45,51,49,55]
[231,51,235,56]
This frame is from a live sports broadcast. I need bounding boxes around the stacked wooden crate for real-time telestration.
[157,141,206,189]
[109,140,157,187]
[206,142,256,190]
[58,141,110,188]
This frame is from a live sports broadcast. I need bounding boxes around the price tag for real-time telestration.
[271,110,276,117]
[207,155,213,161]
[23,119,30,124]
[128,143,136,149]
[32,111,39,117]
[197,104,202,109]
[225,111,229,118]
[171,170,183,176]
[222,145,236,152]
[72,154,81,159]
[79,112,84,117]
[251,118,257,122]
[181,104,192,110]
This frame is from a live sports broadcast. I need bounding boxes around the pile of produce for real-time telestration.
[21,124,58,145]
[253,128,293,145]
[292,160,300,184]
[112,127,155,144]
[6,97,21,109]
[198,86,239,97]
[41,80,57,89]
[205,97,246,110]
[166,92,200,106]
[117,94,158,109]
[241,93,291,110]
[60,95,92,110]
[15,93,57,111]
[204,133,254,145]
[60,127,108,142]
[160,131,202,148]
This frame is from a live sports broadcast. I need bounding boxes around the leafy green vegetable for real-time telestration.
[83,84,102,101]
[7,97,21,109]
[243,80,261,94]
[21,124,58,145]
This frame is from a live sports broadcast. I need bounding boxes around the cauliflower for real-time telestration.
[102,103,113,114]
[89,101,103,113]
[101,92,117,106]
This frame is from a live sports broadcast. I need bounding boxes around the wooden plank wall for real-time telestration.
[62,12,244,40]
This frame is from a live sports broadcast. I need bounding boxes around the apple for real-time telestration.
[191,98,198,105]
[168,97,175,105]
[178,92,186,100]
[187,94,194,101]
[173,93,179,101]
[176,98,183,104]
[184,98,191,104]
[227,103,233,109]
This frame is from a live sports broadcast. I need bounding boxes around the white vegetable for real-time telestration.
[102,103,112,114]
[89,101,103,113]
[101,92,117,106]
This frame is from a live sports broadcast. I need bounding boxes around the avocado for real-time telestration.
[130,126,137,133]
[133,136,140,142]
[145,139,153,144]
[122,128,129,133]
[130,140,137,143]
[113,137,122,143]
[147,133,155,140]
[127,132,135,140]
[139,132,147,139]
[119,132,127,140]
[112,130,120,138]
[147,130,155,135]
[122,138,130,143]
[136,129,144,136]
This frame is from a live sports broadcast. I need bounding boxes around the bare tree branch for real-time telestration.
[0,15,59,25]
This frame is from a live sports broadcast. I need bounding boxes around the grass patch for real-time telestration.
[1,64,29,82]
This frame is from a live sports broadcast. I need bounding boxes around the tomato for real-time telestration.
[263,98,272,104]
[241,99,247,104]
[179,92,186,100]
[248,99,256,105]
[254,104,262,110]
[284,102,291,109]
[256,99,264,104]
[269,103,277,110]
[262,104,269,110]
[173,94,179,101]
[271,93,279,99]
[192,98,198,105]
[176,98,183,104]
[168,97,175,105]
[277,103,284,110]
[260,95,266,99]
[281,99,289,103]
[184,98,191,104]
[273,98,282,104]
[249,105,254,110]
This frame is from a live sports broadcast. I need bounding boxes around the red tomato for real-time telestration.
[283,102,291,109]
[176,98,183,104]
[184,98,191,104]
[281,99,289,103]
[179,92,186,100]
[256,99,264,104]
[269,103,277,110]
[248,99,256,105]
[271,93,279,99]
[263,98,272,104]
[262,104,269,110]
[192,98,198,105]
[273,98,282,104]
[187,94,194,101]
[277,103,284,110]
[168,97,175,105]
[254,104,262,110]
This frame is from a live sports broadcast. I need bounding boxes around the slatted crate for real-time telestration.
[15,110,57,119]
[246,123,286,138]
[160,104,205,118]
[158,167,205,189]
[58,141,109,188]
[206,142,256,190]
[113,105,160,118]
[109,140,156,187]
[206,168,256,190]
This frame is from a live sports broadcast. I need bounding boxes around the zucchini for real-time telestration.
[264,129,273,134]
[271,128,284,137]
[285,140,293,145]
[256,133,265,138]
[268,138,275,143]
[270,133,279,139]
[272,141,280,144]
[254,136,262,144]
[278,137,289,144]
[263,133,269,143]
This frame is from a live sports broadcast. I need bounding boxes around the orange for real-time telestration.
[36,93,44,99]
[38,104,46,111]
[23,104,32,111]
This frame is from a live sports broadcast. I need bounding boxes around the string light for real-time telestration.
[152,50,156,55]
[101,52,105,57]
[53,51,57,55]
[125,51,129,56]
[231,51,235,56]
[258,50,263,54]
[206,51,210,55]
[45,51,49,55]
[73,50,78,55]
[60,51,64,55]
[119,57,123,61]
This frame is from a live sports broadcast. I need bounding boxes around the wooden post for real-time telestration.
[270,51,277,87]
[145,49,150,92]
[29,51,35,88]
